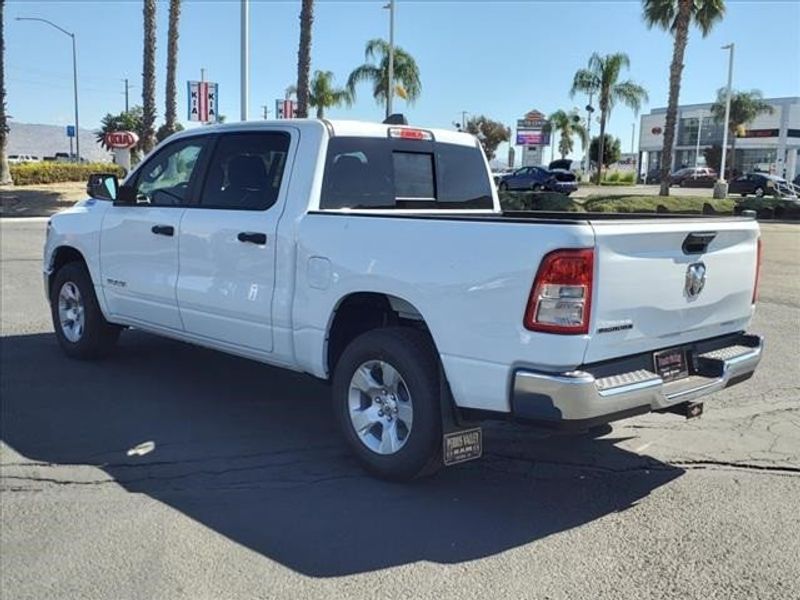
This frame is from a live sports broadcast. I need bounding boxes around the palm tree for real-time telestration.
[548,109,588,160]
[0,0,11,186]
[347,38,421,113]
[570,52,648,183]
[141,0,157,154]
[163,0,181,136]
[643,0,726,196]
[288,71,352,118]
[295,0,314,118]
[710,88,773,177]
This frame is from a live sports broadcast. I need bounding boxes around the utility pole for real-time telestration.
[262,105,269,120]
[714,43,735,199]
[240,0,250,121]
[383,0,395,119]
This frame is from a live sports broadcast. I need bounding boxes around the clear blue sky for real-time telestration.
[6,0,800,162]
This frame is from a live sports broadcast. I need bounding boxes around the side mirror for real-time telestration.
[115,185,138,205]
[86,173,119,201]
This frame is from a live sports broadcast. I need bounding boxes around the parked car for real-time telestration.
[497,166,578,195]
[44,119,763,480]
[669,167,717,188]
[491,167,514,184]
[729,173,789,198]
[8,154,40,164]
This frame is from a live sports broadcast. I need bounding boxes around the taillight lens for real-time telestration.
[752,237,762,304]
[524,248,594,334]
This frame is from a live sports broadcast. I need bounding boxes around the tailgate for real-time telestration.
[585,218,759,363]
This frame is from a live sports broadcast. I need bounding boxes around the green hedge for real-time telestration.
[499,191,584,212]
[584,195,735,214]
[9,162,125,186]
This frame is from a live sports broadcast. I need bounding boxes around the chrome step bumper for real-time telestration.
[511,333,763,428]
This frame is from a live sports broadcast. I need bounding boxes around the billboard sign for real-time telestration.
[516,131,549,146]
[188,80,219,122]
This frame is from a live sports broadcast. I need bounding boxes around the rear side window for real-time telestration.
[321,136,492,210]
[200,132,290,211]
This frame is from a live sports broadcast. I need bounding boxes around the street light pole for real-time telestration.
[240,0,250,121]
[694,113,703,168]
[583,91,594,182]
[17,17,80,162]
[715,43,735,198]
[383,0,395,119]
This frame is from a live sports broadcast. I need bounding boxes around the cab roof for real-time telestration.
[173,118,478,147]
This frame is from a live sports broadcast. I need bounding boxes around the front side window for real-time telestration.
[321,136,492,210]
[200,132,290,210]
[134,138,207,206]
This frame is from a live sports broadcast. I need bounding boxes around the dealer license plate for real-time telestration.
[653,347,689,382]
[443,428,482,466]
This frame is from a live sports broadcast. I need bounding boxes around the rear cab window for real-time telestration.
[320,135,494,210]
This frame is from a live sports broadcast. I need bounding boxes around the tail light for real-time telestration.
[524,248,594,334]
[752,237,762,304]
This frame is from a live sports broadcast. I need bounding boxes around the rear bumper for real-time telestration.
[511,332,763,429]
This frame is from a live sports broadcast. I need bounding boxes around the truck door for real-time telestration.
[100,136,209,330]
[176,130,294,354]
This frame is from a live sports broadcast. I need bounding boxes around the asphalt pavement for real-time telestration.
[1,218,798,600]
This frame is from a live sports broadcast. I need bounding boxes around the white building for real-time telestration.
[639,96,800,180]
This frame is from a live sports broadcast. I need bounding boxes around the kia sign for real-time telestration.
[188,80,219,122]
[104,131,139,150]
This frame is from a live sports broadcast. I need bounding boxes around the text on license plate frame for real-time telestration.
[653,347,689,382]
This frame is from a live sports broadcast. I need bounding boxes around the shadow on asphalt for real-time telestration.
[1,330,683,577]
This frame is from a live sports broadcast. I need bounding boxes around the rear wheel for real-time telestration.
[531,183,542,192]
[333,327,442,480]
[755,186,765,198]
[50,262,120,359]
[498,181,509,191]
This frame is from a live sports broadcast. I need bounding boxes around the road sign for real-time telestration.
[104,131,139,150]
[275,99,297,119]
[188,80,219,122]
[66,125,75,138]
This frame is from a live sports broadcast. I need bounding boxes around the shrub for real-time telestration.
[584,195,735,214]
[619,171,635,184]
[9,162,124,186]
[499,191,584,212]
[605,171,620,183]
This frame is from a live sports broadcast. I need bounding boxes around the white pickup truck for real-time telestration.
[44,119,764,479]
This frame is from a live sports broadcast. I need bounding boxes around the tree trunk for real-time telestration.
[316,105,324,119]
[0,0,11,185]
[295,0,314,118]
[596,112,607,184]
[659,0,692,196]
[141,0,157,154]
[164,0,181,133]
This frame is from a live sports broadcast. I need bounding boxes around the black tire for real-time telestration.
[332,327,442,480]
[50,261,120,359]
[531,183,542,192]
[755,187,765,198]
[498,181,508,191]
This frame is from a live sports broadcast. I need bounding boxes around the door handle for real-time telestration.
[237,231,267,245]
[151,224,174,237]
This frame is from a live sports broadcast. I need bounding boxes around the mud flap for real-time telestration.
[439,365,483,466]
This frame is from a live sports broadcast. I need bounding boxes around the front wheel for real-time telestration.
[332,327,442,480]
[498,181,509,191]
[50,262,120,359]
[754,186,765,198]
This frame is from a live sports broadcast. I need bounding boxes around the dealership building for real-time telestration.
[638,96,800,180]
